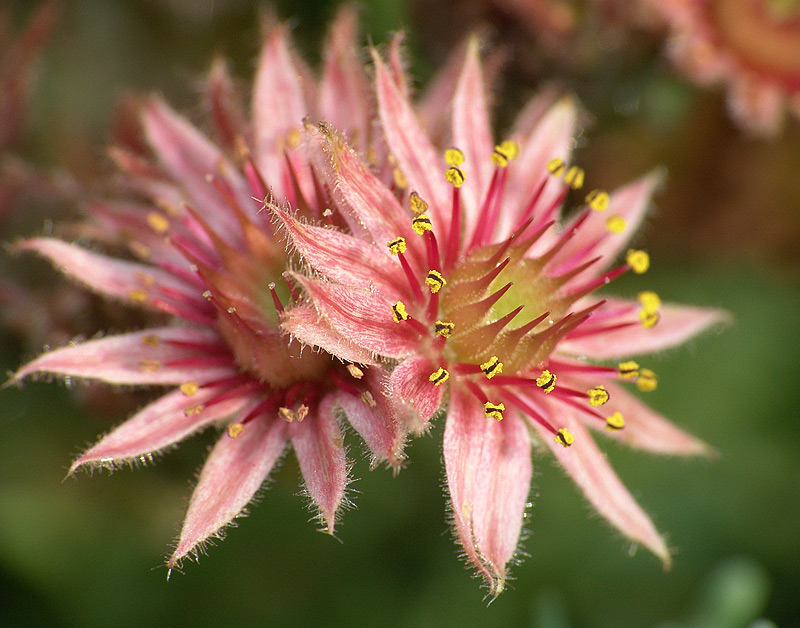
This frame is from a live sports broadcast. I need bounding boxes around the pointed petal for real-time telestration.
[498,97,578,240]
[17,238,191,309]
[206,56,249,152]
[373,50,450,227]
[331,367,407,467]
[561,299,730,359]
[452,38,494,238]
[70,386,252,474]
[281,303,379,366]
[13,327,235,386]
[272,206,401,297]
[318,6,371,151]
[289,401,348,532]
[291,274,418,359]
[444,385,532,596]
[597,383,712,456]
[168,416,288,567]
[536,407,671,566]
[389,355,444,423]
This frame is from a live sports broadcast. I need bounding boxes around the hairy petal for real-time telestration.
[444,385,532,596]
[536,408,671,566]
[13,327,234,386]
[168,416,288,567]
[69,386,251,475]
[289,400,348,532]
[389,355,445,424]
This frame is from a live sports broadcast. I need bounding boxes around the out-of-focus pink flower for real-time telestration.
[650,0,800,135]
[276,39,728,595]
[11,8,409,570]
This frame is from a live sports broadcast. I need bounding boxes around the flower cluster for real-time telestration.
[11,11,725,592]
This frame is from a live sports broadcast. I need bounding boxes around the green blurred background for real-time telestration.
[1,1,799,627]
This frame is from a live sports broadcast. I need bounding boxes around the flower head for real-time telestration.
[650,0,800,135]
[276,39,727,594]
[11,9,408,569]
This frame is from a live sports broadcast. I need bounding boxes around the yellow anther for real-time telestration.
[606,412,625,431]
[554,428,574,447]
[295,405,309,422]
[202,290,212,300]
[636,368,658,392]
[536,369,557,393]
[412,214,433,235]
[391,301,409,323]
[564,165,585,190]
[498,140,519,159]
[484,402,505,421]
[637,291,661,312]
[346,364,364,379]
[387,237,407,255]
[425,269,446,294]
[279,407,296,422]
[129,241,152,260]
[393,167,408,189]
[639,308,660,328]
[128,289,148,303]
[586,189,610,212]
[445,166,465,188]
[626,249,650,274]
[141,334,161,346]
[606,215,627,234]
[180,381,200,396]
[361,391,377,407]
[618,360,640,379]
[547,157,566,177]
[227,423,245,438]
[429,367,450,386]
[491,140,519,168]
[431,322,453,341]
[139,359,162,372]
[480,356,503,379]
[587,385,610,406]
[184,404,204,417]
[146,211,170,234]
[409,190,429,215]
[135,271,155,288]
[286,127,301,149]
[445,147,465,167]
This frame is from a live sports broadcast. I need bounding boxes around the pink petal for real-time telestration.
[498,97,578,241]
[389,355,445,423]
[535,405,671,566]
[289,401,348,532]
[290,274,419,359]
[17,238,192,309]
[272,206,402,298]
[560,299,730,359]
[452,37,494,239]
[330,367,407,467]
[596,383,712,456]
[281,303,379,366]
[168,415,288,567]
[13,327,236,386]
[206,56,249,152]
[373,50,450,228]
[318,6,371,152]
[69,386,252,475]
[444,385,532,596]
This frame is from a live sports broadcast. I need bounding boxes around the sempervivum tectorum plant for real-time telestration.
[10,9,410,569]
[275,40,728,594]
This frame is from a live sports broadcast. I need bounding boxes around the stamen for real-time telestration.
[554,428,575,446]
[445,147,465,166]
[409,191,429,215]
[445,183,462,271]
[391,301,409,323]
[618,360,640,379]
[480,356,503,379]
[387,237,407,255]
[606,215,627,234]
[536,369,557,393]
[425,230,442,271]
[434,320,455,337]
[393,167,408,190]
[564,166,584,190]
[429,367,450,386]
[585,189,609,212]
[606,412,625,431]
[490,140,519,168]
[425,269,446,294]
[412,214,433,235]
[128,289,148,303]
[361,391,377,407]
[147,211,170,234]
[180,381,200,396]
[346,364,364,379]
[638,291,661,311]
[636,368,658,392]
[227,423,245,438]
[483,402,505,421]
[547,157,566,177]
[445,166,465,187]
[626,249,650,274]
[139,359,162,372]
[268,282,284,315]
[141,334,161,346]
[639,309,660,328]
[587,385,610,406]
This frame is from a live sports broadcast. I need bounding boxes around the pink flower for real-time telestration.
[650,0,800,135]
[11,9,408,570]
[275,39,728,595]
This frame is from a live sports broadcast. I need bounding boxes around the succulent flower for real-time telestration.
[275,39,728,595]
[10,9,408,569]
[650,0,800,135]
